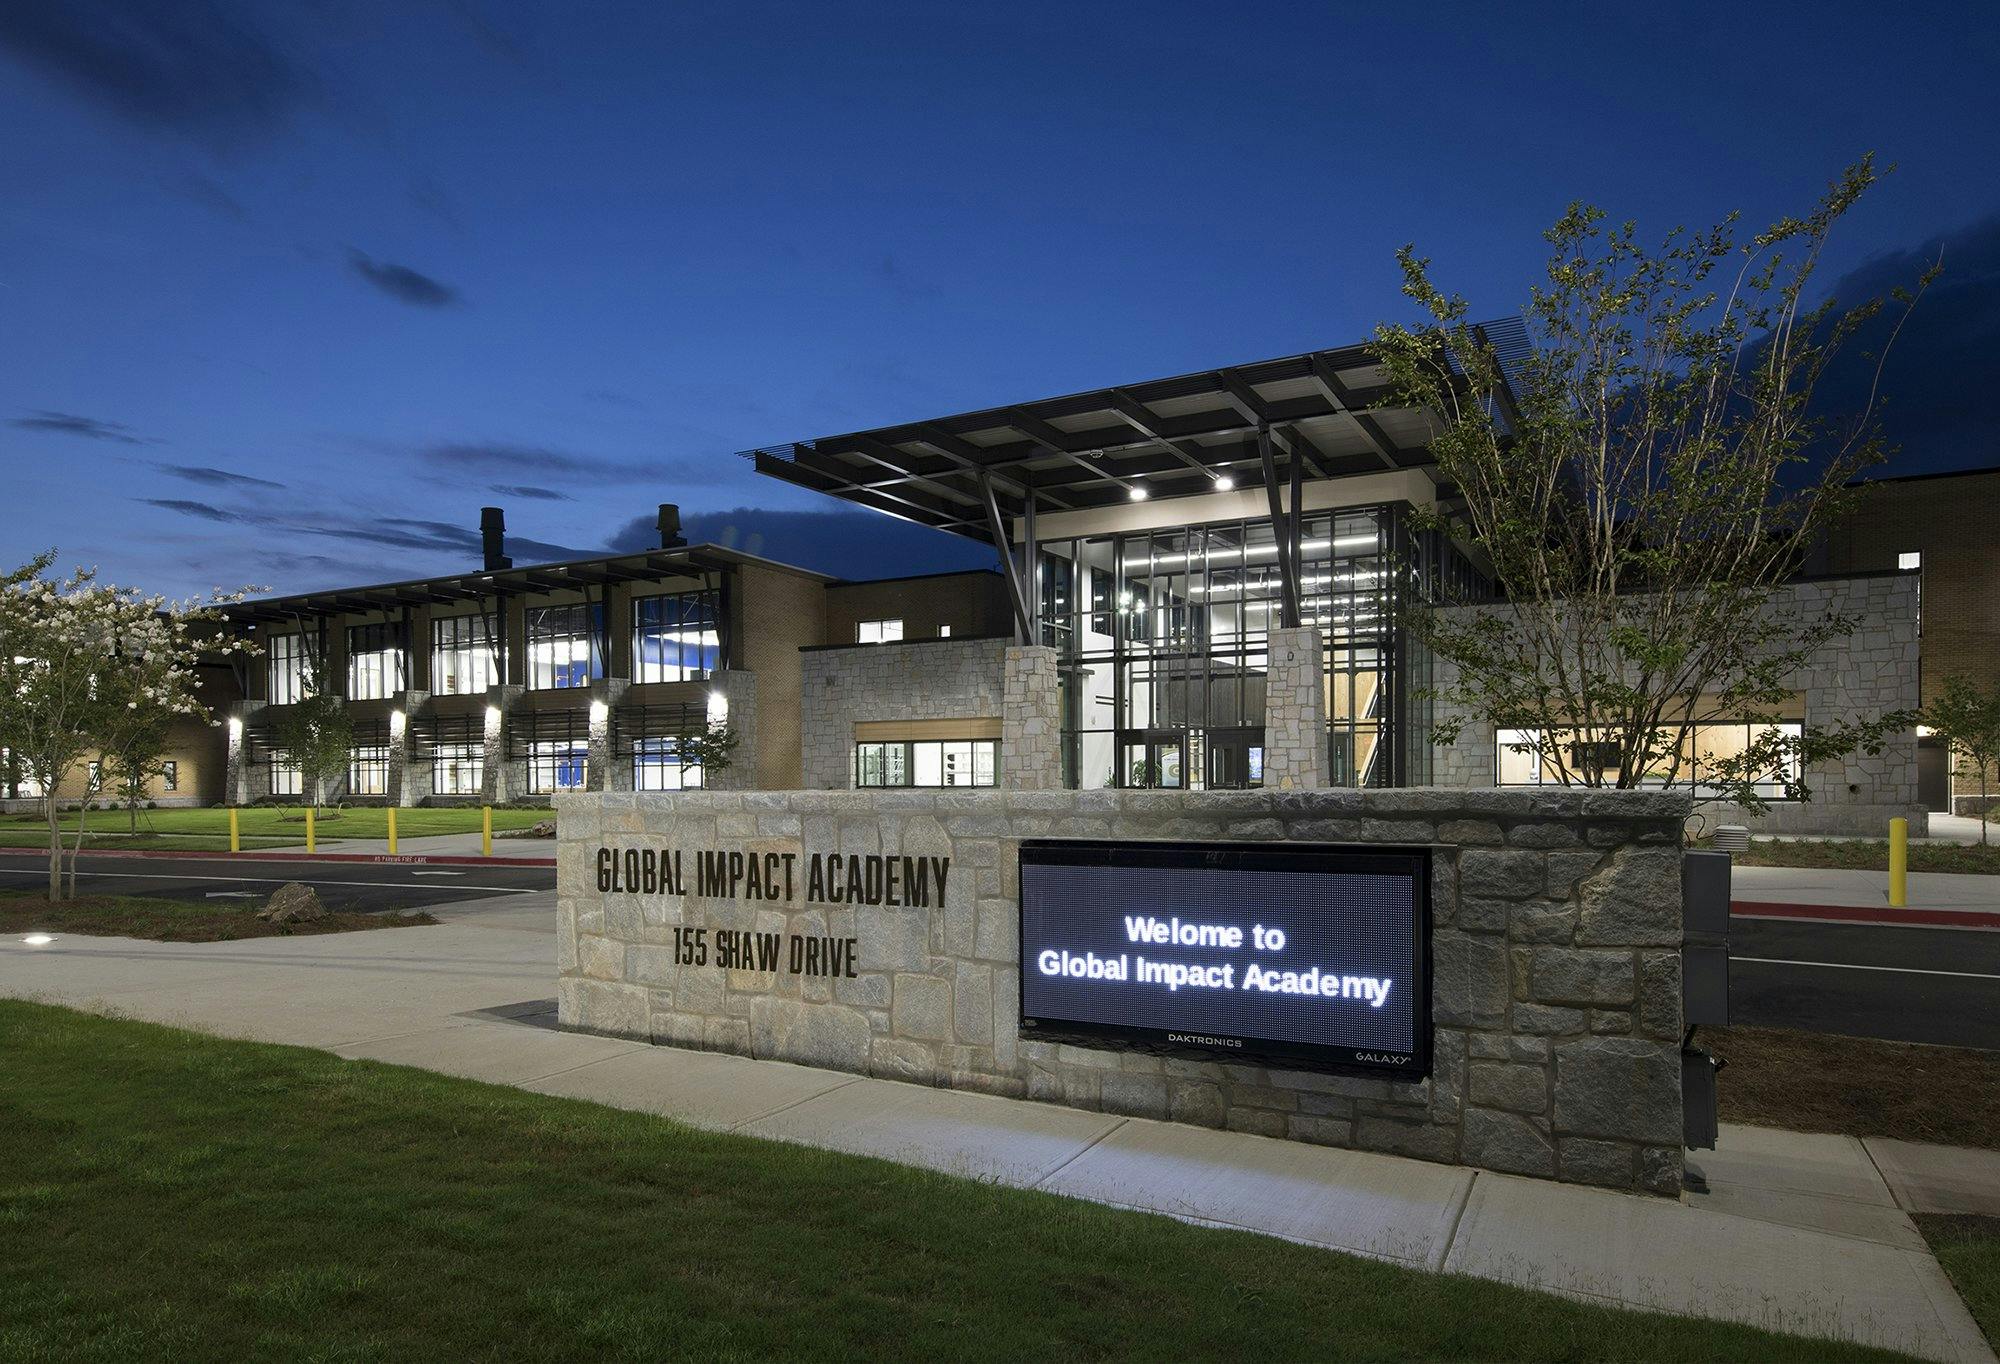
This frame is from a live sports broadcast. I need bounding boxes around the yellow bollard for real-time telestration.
[482,805,493,857]
[1888,817,1908,907]
[228,806,240,854]
[306,807,316,854]
[387,807,397,856]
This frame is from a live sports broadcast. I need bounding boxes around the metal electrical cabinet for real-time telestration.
[1681,850,1731,1152]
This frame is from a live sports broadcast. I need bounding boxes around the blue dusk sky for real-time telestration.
[3,1,1998,597]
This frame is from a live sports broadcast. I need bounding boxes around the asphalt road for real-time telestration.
[1727,913,2000,1049]
[0,852,555,914]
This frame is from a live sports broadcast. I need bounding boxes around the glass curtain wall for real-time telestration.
[1037,505,1422,790]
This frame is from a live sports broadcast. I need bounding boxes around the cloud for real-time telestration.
[158,463,284,490]
[11,410,148,443]
[141,497,238,521]
[418,441,716,486]
[1803,212,2000,474]
[609,506,998,579]
[161,169,248,221]
[0,0,308,143]
[491,484,572,501]
[348,250,460,307]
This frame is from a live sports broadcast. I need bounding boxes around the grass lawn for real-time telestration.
[0,1002,1903,1363]
[0,805,551,847]
[0,893,435,942]
[1915,1216,2000,1348]
[1721,838,2000,874]
[1707,1025,2000,1150]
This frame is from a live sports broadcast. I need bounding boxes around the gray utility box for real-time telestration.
[1680,849,1732,1152]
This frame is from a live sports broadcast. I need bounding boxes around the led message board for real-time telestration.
[1018,840,1430,1079]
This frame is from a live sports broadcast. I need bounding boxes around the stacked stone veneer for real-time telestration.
[1263,627,1329,789]
[1430,575,1923,836]
[556,785,1688,1195]
[999,645,1061,789]
[799,638,1010,788]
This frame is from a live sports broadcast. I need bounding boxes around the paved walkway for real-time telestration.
[0,897,1990,1364]
[1735,864,2000,915]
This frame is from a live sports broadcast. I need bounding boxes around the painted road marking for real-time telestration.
[0,869,534,895]
[1734,955,2000,981]
[412,871,465,877]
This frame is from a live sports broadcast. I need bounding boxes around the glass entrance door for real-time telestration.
[1119,731,1185,788]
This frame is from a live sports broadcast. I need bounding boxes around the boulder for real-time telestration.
[259,882,327,924]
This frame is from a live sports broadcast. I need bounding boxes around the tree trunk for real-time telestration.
[43,792,61,902]
[67,799,92,898]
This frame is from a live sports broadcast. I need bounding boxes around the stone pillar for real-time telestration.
[1001,645,1061,790]
[706,669,759,790]
[1263,626,1327,790]
[587,678,630,792]
[481,684,524,804]
[389,691,432,807]
[225,700,267,805]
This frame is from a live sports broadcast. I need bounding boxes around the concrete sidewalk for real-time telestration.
[1735,864,2000,914]
[309,830,557,861]
[0,897,1990,1364]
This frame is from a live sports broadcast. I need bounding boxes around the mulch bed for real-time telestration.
[1706,1025,2000,1150]
[0,894,436,943]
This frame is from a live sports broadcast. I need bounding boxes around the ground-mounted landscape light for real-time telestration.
[23,933,54,947]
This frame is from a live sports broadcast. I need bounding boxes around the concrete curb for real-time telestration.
[0,844,555,868]
[1733,900,2000,931]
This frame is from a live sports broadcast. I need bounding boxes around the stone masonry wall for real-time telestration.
[556,786,1688,1195]
[799,638,1010,789]
[1430,575,1922,836]
[1263,627,1329,790]
[1000,645,1061,789]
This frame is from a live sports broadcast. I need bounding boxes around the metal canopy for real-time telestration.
[224,546,746,625]
[742,338,1461,546]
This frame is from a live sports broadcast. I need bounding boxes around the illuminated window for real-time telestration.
[431,742,484,795]
[856,618,903,644]
[526,605,604,690]
[348,745,390,796]
[267,633,307,704]
[162,760,178,792]
[635,737,704,790]
[633,591,721,682]
[937,624,952,638]
[528,740,588,793]
[1494,723,1803,799]
[855,739,997,788]
[432,614,499,695]
[347,624,405,700]
[1898,551,1922,571]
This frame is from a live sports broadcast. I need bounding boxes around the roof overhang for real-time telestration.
[742,336,1500,545]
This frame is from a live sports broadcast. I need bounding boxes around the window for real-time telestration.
[854,739,998,788]
[348,745,390,796]
[635,737,704,790]
[162,760,178,792]
[432,742,484,796]
[268,762,301,797]
[633,591,721,682]
[528,740,588,793]
[1898,551,1922,571]
[347,623,405,700]
[526,604,604,690]
[937,624,952,638]
[432,614,499,695]
[856,618,903,644]
[1494,723,1804,799]
[86,760,102,790]
[268,633,307,704]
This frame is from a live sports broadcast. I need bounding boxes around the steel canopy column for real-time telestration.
[978,471,1034,644]
[1258,426,1302,629]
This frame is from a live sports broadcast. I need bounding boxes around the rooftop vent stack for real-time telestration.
[480,506,512,571]
[658,503,685,549]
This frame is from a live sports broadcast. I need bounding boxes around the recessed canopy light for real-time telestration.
[1128,485,1149,502]
[1214,475,1235,491]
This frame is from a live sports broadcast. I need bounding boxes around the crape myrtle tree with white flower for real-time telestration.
[0,554,253,900]
[1374,156,1934,814]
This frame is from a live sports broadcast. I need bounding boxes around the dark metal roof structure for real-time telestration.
[225,544,754,625]
[742,325,1525,545]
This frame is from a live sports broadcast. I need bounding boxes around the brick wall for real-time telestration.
[824,570,1011,645]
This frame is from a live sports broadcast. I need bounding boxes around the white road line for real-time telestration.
[411,871,464,877]
[0,869,533,894]
[1733,955,2000,981]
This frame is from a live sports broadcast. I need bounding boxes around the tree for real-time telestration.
[1926,675,2000,845]
[99,697,175,837]
[273,692,353,812]
[0,557,248,899]
[678,720,740,785]
[1374,157,1933,813]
